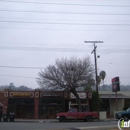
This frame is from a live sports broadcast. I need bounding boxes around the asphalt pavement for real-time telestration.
[0,118,119,130]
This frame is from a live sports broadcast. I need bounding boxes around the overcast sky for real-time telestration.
[0,0,130,89]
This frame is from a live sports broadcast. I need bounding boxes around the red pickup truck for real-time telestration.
[57,108,98,122]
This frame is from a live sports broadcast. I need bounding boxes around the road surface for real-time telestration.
[0,120,118,130]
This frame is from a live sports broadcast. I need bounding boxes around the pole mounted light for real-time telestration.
[84,40,103,120]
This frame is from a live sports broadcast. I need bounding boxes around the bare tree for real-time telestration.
[37,57,94,111]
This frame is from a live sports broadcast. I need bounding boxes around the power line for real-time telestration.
[1,20,130,26]
[0,46,130,53]
[0,61,129,70]
[0,46,91,52]
[0,41,70,46]
[0,42,129,46]
[1,26,130,32]
[0,9,130,16]
[1,74,130,80]
[0,74,36,79]
[1,16,130,23]
[0,65,44,69]
[0,0,130,7]
[98,62,130,65]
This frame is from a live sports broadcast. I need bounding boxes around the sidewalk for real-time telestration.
[15,118,57,123]
[14,118,117,123]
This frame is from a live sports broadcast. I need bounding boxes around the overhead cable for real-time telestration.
[1,20,130,26]
[0,0,130,7]
[0,9,130,16]
[0,65,44,69]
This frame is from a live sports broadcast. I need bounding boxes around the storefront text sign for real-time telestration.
[10,92,34,97]
[70,92,86,98]
[42,93,62,97]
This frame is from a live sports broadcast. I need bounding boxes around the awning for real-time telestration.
[100,94,130,99]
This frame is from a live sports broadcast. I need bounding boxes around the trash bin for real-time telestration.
[3,114,8,122]
[9,113,15,122]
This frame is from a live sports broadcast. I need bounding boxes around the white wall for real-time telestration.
[110,99,124,115]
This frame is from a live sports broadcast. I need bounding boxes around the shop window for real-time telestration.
[40,98,63,105]
[50,109,53,115]
[71,99,76,104]
[8,98,15,104]
[42,106,47,111]
[52,100,56,104]
[47,100,52,104]
[8,98,34,105]
[57,100,62,104]
[81,99,87,104]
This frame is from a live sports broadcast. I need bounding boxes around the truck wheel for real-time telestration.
[123,115,128,121]
[86,116,93,122]
[59,117,66,122]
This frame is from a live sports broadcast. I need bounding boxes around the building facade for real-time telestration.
[0,89,92,119]
[1,89,129,119]
[99,91,130,118]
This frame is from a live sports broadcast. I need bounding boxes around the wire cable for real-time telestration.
[0,46,130,53]
[1,16,130,23]
[1,27,130,31]
[0,0,130,8]
[0,74,36,79]
[1,20,130,26]
[0,65,44,69]
[1,26,130,32]
[0,74,130,80]
[0,9,130,16]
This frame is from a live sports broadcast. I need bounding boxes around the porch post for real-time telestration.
[34,90,40,119]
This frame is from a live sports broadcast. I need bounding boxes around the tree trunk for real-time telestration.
[72,91,82,112]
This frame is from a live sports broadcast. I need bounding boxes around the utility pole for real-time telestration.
[84,41,103,120]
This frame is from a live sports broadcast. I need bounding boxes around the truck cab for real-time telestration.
[115,107,130,121]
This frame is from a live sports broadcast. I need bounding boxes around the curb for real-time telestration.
[75,125,117,130]
[9,120,117,123]
[1,119,118,123]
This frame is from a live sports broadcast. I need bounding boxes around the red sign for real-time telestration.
[112,77,116,83]
[111,77,120,92]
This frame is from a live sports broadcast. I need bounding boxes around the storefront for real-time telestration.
[0,91,4,115]
[3,91,35,118]
[1,89,92,119]
[8,92,35,118]
[68,92,92,112]
[39,91,65,119]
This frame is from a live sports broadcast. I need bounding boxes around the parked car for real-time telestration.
[115,107,130,121]
[56,108,98,122]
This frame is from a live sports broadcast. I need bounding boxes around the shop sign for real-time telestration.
[42,93,62,97]
[10,92,32,97]
[70,92,86,99]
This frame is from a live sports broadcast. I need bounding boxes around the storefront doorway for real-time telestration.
[39,97,64,119]
[8,98,34,118]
